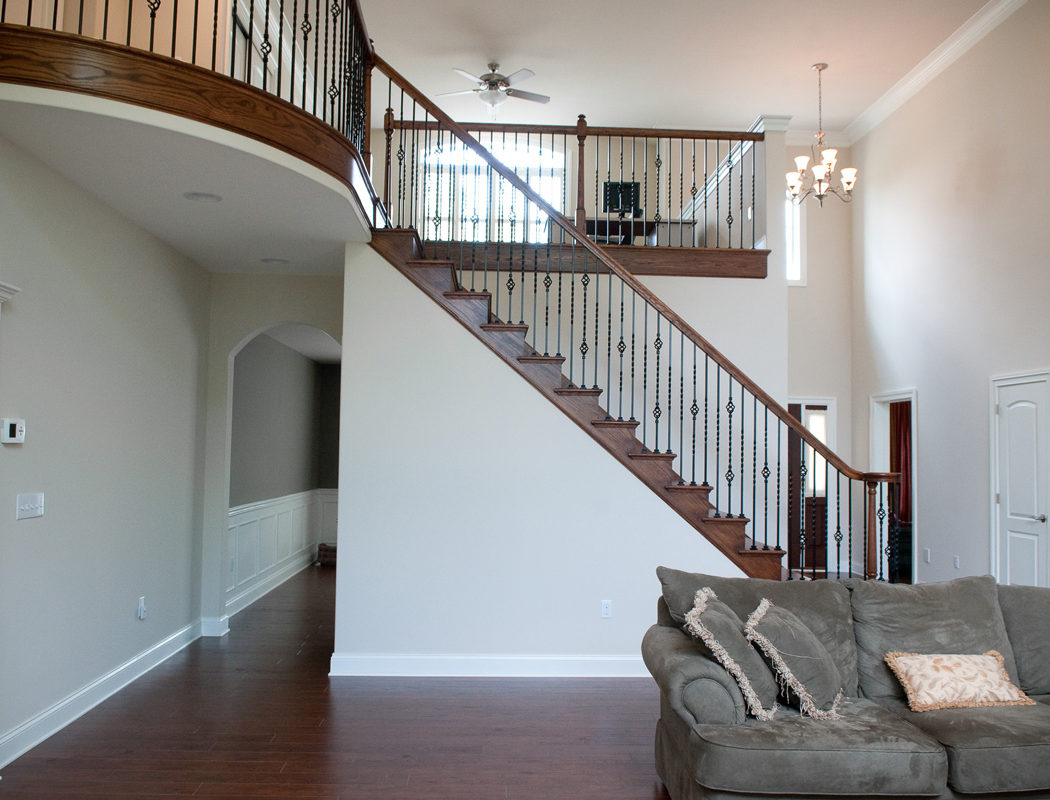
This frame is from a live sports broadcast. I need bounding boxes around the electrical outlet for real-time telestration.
[923,548,931,564]
[953,555,961,570]
[600,599,612,619]
[137,596,147,620]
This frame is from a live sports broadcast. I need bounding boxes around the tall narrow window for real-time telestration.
[785,198,805,284]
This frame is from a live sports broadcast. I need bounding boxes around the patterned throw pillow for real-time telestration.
[884,651,1036,712]
[744,598,844,719]
[683,588,779,720]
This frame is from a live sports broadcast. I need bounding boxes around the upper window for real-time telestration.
[421,143,565,244]
[785,198,806,285]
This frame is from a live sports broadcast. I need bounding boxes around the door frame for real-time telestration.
[787,396,837,575]
[870,389,918,582]
[990,369,1050,584]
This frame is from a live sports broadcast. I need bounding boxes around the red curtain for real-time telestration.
[889,401,912,522]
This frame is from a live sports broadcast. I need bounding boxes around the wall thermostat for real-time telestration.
[2,418,26,444]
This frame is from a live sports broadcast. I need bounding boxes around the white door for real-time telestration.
[994,375,1050,586]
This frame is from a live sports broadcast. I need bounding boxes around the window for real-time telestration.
[421,143,565,244]
[802,405,828,497]
[785,198,805,284]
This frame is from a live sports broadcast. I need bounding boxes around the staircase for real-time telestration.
[372,228,786,580]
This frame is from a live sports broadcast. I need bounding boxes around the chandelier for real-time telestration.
[786,63,857,205]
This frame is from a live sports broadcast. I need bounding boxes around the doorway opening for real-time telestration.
[871,390,916,583]
[787,399,835,578]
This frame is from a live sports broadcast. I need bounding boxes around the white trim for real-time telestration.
[847,0,1028,143]
[328,654,648,678]
[870,389,919,582]
[0,621,200,769]
[200,616,231,637]
[989,369,1050,583]
[225,555,316,618]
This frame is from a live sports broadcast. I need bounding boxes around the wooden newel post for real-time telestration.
[865,480,879,580]
[382,106,394,216]
[575,114,588,227]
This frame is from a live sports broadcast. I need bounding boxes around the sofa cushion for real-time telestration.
[885,650,1034,712]
[850,575,1019,700]
[657,567,859,696]
[998,583,1050,694]
[682,588,779,720]
[686,697,946,796]
[744,598,844,718]
[878,697,1050,794]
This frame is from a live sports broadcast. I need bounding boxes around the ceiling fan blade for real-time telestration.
[504,88,550,104]
[503,68,534,86]
[453,68,483,84]
[437,89,481,97]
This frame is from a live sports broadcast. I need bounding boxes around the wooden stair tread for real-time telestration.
[628,450,676,461]
[553,386,602,396]
[591,418,639,429]
[665,482,712,493]
[518,354,566,364]
[405,259,454,268]
[481,322,529,333]
[444,290,491,300]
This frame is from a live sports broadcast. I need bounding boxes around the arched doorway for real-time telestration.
[223,323,341,617]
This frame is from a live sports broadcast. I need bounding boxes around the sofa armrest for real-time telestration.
[641,623,746,726]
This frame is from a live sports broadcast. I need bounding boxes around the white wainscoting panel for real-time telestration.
[226,489,338,616]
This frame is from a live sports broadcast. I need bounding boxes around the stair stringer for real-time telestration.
[370,229,785,580]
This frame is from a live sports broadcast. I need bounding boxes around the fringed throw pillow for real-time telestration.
[885,651,1035,712]
[744,598,844,719]
[683,588,779,720]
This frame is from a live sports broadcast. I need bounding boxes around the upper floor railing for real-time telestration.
[381,115,763,253]
[1,0,372,159]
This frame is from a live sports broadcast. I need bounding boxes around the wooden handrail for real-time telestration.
[372,51,891,487]
[349,0,373,61]
[389,117,764,143]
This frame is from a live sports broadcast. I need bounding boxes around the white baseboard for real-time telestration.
[0,621,200,769]
[200,615,230,638]
[225,551,316,619]
[329,653,648,678]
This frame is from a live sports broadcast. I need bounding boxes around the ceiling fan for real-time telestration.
[439,63,550,114]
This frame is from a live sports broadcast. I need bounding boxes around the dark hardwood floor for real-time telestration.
[1,567,671,799]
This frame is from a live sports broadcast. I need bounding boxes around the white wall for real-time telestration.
[0,135,208,762]
[333,244,744,677]
[850,0,1050,582]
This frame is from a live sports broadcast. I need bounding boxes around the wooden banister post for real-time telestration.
[865,480,879,579]
[575,114,588,227]
[382,106,394,216]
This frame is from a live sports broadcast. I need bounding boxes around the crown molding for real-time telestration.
[0,281,20,304]
[846,0,1028,143]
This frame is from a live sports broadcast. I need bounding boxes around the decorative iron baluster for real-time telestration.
[715,140,721,248]
[580,252,590,385]
[878,484,887,581]
[776,419,782,552]
[592,258,600,390]
[762,408,770,549]
[666,320,673,457]
[799,444,808,578]
[567,241,576,384]
[835,470,843,579]
[678,329,684,481]
[616,281,625,420]
[703,354,710,486]
[725,376,735,517]
[726,145,734,251]
[301,1,310,112]
[652,316,663,451]
[714,368,721,517]
[642,304,648,448]
[739,381,745,521]
[312,0,319,115]
[630,289,637,422]
[751,394,757,547]
[605,265,612,417]
[848,481,854,578]
[690,345,698,485]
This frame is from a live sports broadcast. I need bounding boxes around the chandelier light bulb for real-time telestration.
[794,155,811,173]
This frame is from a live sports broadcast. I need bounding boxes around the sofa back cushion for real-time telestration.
[850,575,1019,700]
[998,584,1050,695]
[656,566,859,696]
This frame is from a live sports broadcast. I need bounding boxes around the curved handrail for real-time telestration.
[372,52,893,486]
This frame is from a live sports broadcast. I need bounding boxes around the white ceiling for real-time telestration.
[360,0,994,133]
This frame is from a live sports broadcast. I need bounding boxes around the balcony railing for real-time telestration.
[1,0,372,160]
[381,115,764,254]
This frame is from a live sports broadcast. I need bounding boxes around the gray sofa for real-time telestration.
[642,568,1050,800]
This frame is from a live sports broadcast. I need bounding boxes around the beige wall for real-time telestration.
[850,0,1050,581]
[788,145,854,464]
[0,134,209,744]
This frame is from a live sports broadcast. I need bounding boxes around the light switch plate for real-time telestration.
[16,493,44,520]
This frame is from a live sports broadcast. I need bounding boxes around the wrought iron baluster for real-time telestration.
[652,315,663,451]
[848,480,854,578]
[776,420,782,552]
[666,320,673,457]
[762,407,770,549]
[580,251,590,386]
[714,368,721,517]
[300,0,310,112]
[641,304,648,448]
[739,381,745,521]
[725,376,735,516]
[751,394,757,547]
[616,279,625,420]
[689,346,698,486]
[592,258,599,390]
[834,470,843,579]
[629,289,637,422]
[799,444,808,578]
[715,140,721,248]
[878,483,887,581]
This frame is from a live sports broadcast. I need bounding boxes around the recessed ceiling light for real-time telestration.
[182,191,222,203]
[261,257,289,265]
